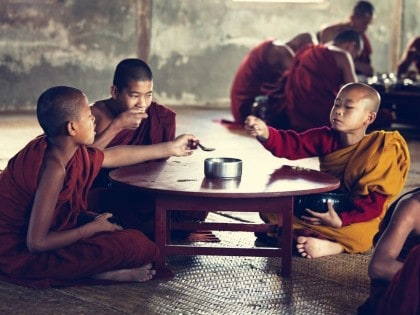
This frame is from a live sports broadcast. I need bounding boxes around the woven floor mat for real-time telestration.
[0,216,371,314]
[53,217,370,315]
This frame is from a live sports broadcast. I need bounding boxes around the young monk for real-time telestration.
[244,82,410,258]
[0,86,199,289]
[358,188,420,314]
[90,58,176,184]
[88,58,208,238]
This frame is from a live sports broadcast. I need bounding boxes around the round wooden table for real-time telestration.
[110,157,340,277]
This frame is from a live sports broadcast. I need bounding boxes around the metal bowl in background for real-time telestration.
[204,157,242,179]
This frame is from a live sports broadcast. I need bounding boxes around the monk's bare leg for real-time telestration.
[296,236,344,259]
[92,263,156,282]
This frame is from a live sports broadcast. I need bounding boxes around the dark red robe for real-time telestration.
[375,244,419,315]
[230,39,289,127]
[108,101,176,147]
[0,136,159,289]
[88,101,207,238]
[285,44,343,132]
[91,101,176,188]
[358,188,420,315]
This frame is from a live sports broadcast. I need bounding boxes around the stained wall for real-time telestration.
[0,0,418,111]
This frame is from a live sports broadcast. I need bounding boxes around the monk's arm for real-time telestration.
[368,197,418,281]
[397,37,420,76]
[318,27,335,44]
[92,121,123,149]
[337,51,358,83]
[354,60,374,77]
[27,157,116,253]
[102,133,198,168]
[91,107,147,150]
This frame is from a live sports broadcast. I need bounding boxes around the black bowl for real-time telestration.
[294,192,352,218]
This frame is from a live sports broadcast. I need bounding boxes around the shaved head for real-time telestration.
[37,86,86,137]
[338,82,381,112]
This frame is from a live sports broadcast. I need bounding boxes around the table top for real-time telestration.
[109,157,340,198]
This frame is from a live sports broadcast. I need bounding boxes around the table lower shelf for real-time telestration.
[154,194,294,277]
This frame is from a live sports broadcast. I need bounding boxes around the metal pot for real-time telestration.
[204,157,242,179]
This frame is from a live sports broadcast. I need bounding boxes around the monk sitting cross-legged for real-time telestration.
[88,58,210,240]
[0,86,199,289]
[245,82,410,259]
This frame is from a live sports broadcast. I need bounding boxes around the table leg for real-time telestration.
[155,197,174,277]
[280,197,293,277]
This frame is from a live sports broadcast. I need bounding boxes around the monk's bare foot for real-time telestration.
[92,263,156,282]
[296,236,343,259]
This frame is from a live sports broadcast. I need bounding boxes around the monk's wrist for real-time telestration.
[110,118,125,133]
[77,224,93,239]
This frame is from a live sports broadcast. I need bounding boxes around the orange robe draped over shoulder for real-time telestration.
[294,131,410,253]
[0,136,159,289]
[285,45,343,131]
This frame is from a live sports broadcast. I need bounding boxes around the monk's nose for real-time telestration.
[139,97,147,107]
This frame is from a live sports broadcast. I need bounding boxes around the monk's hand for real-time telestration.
[244,115,269,141]
[172,134,198,156]
[116,108,148,130]
[301,200,343,228]
[93,213,123,232]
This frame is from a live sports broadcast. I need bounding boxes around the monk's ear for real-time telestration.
[110,85,118,99]
[66,121,77,136]
[366,111,377,124]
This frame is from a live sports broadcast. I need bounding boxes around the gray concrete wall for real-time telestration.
[0,0,419,111]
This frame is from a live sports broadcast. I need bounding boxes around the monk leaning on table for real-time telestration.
[245,82,410,259]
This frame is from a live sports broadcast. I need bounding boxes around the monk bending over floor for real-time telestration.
[88,58,208,239]
[285,29,392,131]
[230,32,313,128]
[0,86,199,289]
[245,82,410,258]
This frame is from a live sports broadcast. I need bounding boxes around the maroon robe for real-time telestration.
[375,244,419,315]
[88,101,207,238]
[91,101,176,188]
[230,39,289,127]
[108,101,176,147]
[358,188,420,315]
[0,136,159,289]
[285,44,343,132]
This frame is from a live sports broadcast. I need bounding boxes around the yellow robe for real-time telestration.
[263,131,410,253]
